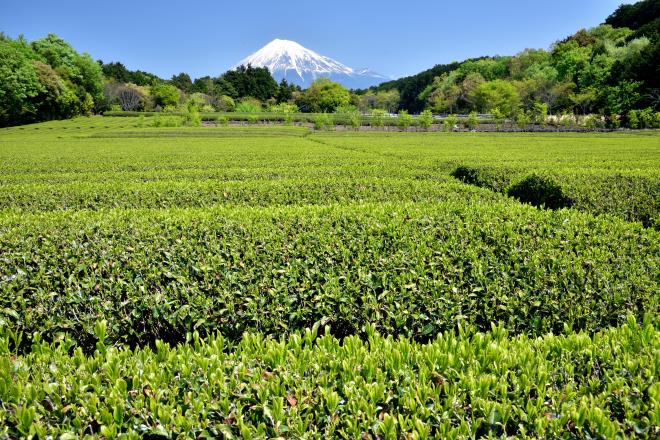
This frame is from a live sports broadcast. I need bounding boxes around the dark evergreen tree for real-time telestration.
[170,73,193,93]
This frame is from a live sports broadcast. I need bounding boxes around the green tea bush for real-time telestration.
[564,173,659,228]
[0,202,656,351]
[0,319,657,438]
[507,174,574,209]
[451,165,516,193]
[449,163,658,228]
[0,179,498,212]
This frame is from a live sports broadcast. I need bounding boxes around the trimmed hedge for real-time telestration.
[451,165,658,228]
[451,165,516,193]
[1,202,657,352]
[507,174,574,210]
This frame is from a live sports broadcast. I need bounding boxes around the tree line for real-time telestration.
[1,0,658,127]
[0,33,104,126]
[368,0,660,126]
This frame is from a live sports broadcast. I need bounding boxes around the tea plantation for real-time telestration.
[0,117,658,438]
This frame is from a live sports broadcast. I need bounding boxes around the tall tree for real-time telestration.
[170,73,193,93]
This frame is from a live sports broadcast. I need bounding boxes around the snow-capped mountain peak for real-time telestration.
[234,39,387,89]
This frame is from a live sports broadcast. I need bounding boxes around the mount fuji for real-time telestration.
[235,39,389,89]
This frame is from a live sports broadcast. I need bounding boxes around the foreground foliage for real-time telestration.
[0,319,657,439]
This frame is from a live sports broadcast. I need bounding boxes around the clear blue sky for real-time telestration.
[0,0,633,80]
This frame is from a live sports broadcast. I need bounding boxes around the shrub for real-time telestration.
[152,114,183,127]
[560,112,575,129]
[628,110,640,128]
[268,102,299,114]
[216,95,235,112]
[397,110,413,131]
[235,97,262,113]
[371,109,385,128]
[532,101,548,127]
[335,105,360,130]
[183,101,202,127]
[638,108,656,128]
[466,111,478,130]
[151,83,181,108]
[492,107,505,131]
[0,201,655,353]
[508,174,573,209]
[582,115,600,130]
[247,114,259,124]
[418,109,434,130]
[314,113,332,130]
[443,114,458,132]
[515,111,530,131]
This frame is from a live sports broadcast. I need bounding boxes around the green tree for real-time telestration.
[471,80,521,117]
[552,41,592,83]
[222,65,278,102]
[531,101,548,127]
[516,111,531,130]
[31,34,104,107]
[627,109,640,128]
[0,37,41,125]
[606,80,642,115]
[171,73,193,93]
[302,79,350,113]
[151,83,181,108]
[0,33,104,125]
[276,79,299,103]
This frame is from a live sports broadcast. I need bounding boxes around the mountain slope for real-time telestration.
[236,39,388,89]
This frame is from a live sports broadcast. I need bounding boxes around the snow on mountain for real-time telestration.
[235,39,388,89]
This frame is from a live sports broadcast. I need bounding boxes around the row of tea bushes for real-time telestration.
[1,201,657,351]
[0,318,657,439]
[451,165,659,228]
[0,179,503,212]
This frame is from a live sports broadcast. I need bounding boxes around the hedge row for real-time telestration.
[101,111,499,127]
[0,179,506,212]
[451,165,659,228]
[1,202,657,352]
[1,319,657,438]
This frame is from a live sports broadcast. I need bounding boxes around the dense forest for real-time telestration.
[370,0,660,120]
[1,0,658,127]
